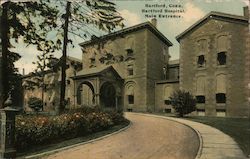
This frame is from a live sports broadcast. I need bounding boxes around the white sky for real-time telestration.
[12,0,249,74]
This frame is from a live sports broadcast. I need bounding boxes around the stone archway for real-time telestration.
[100,82,116,107]
[76,81,95,106]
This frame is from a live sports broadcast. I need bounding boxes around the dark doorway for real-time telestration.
[100,82,116,107]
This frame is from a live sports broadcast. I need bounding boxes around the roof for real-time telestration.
[73,65,122,79]
[176,11,249,42]
[79,22,173,47]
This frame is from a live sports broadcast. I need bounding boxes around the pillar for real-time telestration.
[0,105,19,158]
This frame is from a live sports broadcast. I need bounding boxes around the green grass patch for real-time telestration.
[186,116,250,157]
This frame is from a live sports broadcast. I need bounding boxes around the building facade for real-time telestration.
[22,57,82,112]
[21,7,250,118]
[75,21,172,112]
[176,8,249,117]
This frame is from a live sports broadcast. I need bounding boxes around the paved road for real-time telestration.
[44,113,199,159]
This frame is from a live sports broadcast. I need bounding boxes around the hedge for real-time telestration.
[15,107,126,152]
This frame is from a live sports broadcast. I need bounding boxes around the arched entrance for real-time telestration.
[100,82,116,107]
[76,82,95,106]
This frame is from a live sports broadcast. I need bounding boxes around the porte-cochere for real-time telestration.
[73,66,123,110]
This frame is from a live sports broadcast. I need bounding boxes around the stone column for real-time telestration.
[0,106,19,159]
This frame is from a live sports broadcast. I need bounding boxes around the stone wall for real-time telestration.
[155,81,179,112]
[179,18,249,117]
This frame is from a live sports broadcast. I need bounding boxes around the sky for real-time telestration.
[13,0,249,74]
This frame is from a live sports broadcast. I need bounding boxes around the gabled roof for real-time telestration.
[73,65,122,79]
[176,11,249,42]
[79,22,173,47]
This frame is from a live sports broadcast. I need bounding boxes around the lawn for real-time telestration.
[186,116,250,157]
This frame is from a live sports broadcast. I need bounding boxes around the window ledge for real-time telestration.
[216,65,227,68]
[197,67,206,70]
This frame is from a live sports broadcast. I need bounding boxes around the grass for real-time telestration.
[16,120,130,159]
[185,116,250,157]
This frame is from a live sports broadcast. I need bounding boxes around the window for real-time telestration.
[126,84,135,105]
[216,93,226,103]
[128,95,134,104]
[90,57,95,65]
[128,69,133,76]
[164,100,171,105]
[164,108,171,113]
[197,109,205,116]
[196,96,205,103]
[217,52,226,65]
[126,49,133,57]
[216,109,226,117]
[197,55,205,67]
[127,65,134,76]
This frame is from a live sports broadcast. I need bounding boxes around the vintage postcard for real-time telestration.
[0,0,249,159]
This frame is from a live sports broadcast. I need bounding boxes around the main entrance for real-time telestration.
[73,66,124,109]
[100,82,116,107]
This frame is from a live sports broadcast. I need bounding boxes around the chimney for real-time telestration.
[22,68,25,75]
[243,6,249,18]
[151,18,157,28]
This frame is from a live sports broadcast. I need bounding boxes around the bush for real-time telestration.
[15,107,126,152]
[170,90,196,117]
[28,97,43,111]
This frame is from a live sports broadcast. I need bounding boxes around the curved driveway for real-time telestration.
[45,113,199,159]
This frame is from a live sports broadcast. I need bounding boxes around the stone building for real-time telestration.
[21,7,250,118]
[75,20,172,112]
[22,56,82,112]
[176,7,250,117]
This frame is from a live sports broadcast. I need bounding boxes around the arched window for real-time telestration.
[126,85,134,104]
[196,76,206,103]
[197,39,207,68]
[217,35,228,52]
[216,74,226,103]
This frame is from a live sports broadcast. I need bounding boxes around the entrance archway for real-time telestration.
[76,82,95,106]
[100,82,116,107]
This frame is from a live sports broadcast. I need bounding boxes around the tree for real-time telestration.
[31,49,58,111]
[0,0,59,108]
[169,90,196,117]
[55,0,124,113]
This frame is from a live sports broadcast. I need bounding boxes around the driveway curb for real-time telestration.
[23,122,132,159]
[132,113,247,159]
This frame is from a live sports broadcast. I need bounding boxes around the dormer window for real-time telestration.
[217,52,226,65]
[197,55,205,67]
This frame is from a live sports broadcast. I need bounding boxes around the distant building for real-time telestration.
[22,56,82,112]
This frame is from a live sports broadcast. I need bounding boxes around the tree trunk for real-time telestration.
[0,2,10,108]
[58,1,71,114]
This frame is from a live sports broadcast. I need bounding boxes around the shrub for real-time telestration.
[170,90,196,117]
[15,107,126,152]
[28,97,43,111]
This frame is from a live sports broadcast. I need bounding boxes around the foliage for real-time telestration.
[0,1,60,107]
[169,90,196,117]
[54,0,124,113]
[15,107,126,152]
[27,97,43,112]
